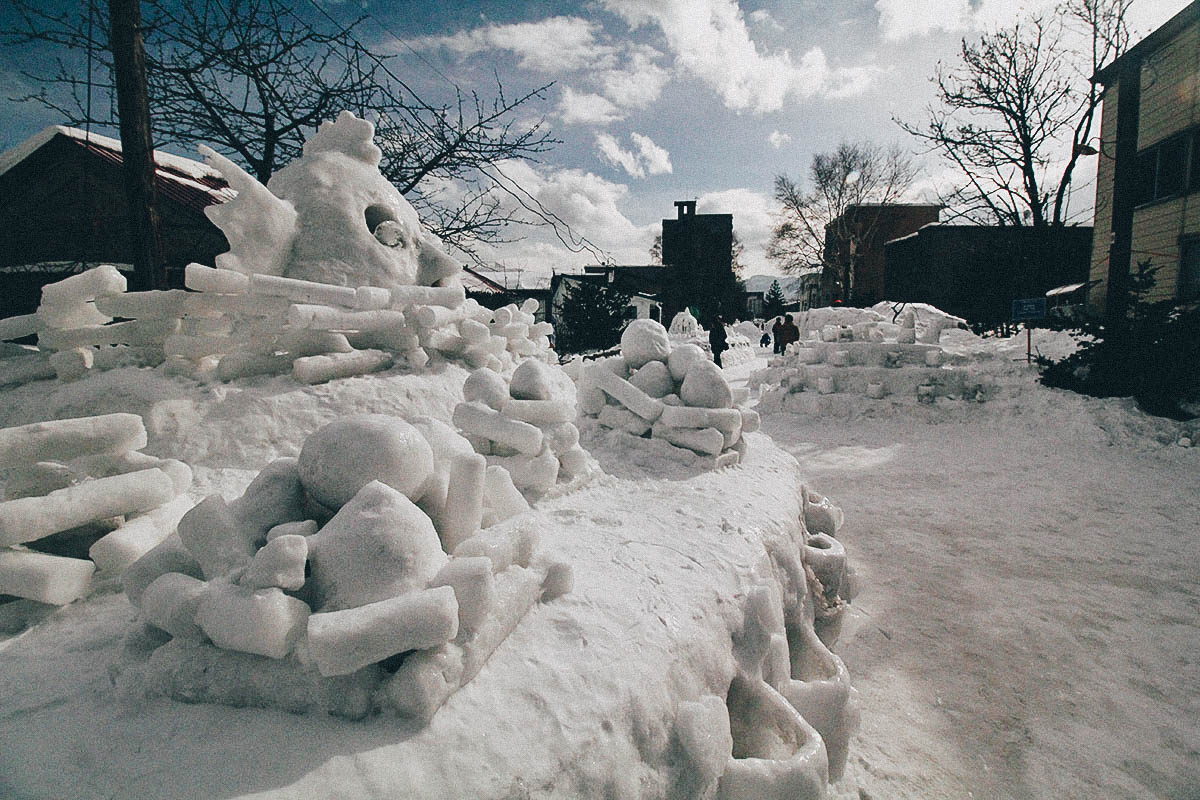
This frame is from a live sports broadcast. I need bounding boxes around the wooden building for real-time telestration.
[1088,1,1200,316]
[0,126,232,317]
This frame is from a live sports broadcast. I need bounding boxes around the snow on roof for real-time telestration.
[0,125,235,208]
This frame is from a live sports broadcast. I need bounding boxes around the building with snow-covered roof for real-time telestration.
[0,126,232,317]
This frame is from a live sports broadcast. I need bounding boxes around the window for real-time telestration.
[1180,236,1200,302]
[1134,127,1199,206]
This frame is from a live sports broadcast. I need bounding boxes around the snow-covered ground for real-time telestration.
[1,327,1197,799]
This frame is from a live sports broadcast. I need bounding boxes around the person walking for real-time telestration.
[771,316,785,354]
[709,315,728,367]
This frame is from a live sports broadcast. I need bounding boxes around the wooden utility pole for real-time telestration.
[108,0,165,290]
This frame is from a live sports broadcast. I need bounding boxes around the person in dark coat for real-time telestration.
[771,316,785,354]
[709,315,728,367]
[778,314,800,353]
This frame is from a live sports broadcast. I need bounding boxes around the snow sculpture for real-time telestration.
[0,113,557,384]
[454,359,594,502]
[203,111,459,290]
[671,485,859,797]
[752,304,989,416]
[118,412,570,721]
[578,320,757,468]
[0,413,194,604]
[668,309,701,338]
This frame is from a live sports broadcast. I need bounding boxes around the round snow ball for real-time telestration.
[629,360,674,398]
[298,414,434,508]
[679,360,733,409]
[463,368,510,410]
[510,358,555,401]
[620,319,671,369]
[667,343,708,382]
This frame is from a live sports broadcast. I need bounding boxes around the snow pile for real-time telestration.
[578,319,759,469]
[0,413,193,604]
[754,308,999,416]
[117,412,570,721]
[454,359,595,503]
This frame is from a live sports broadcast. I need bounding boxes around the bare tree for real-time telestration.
[4,0,601,264]
[898,0,1131,227]
[767,141,915,301]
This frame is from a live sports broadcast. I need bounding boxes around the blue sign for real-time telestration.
[1011,298,1047,321]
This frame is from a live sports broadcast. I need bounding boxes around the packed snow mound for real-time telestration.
[205,110,460,290]
[577,320,759,470]
[117,411,571,722]
[0,413,193,604]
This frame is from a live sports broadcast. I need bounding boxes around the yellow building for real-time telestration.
[1089,0,1200,318]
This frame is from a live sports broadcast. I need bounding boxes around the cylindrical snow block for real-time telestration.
[480,466,529,527]
[440,452,486,552]
[659,405,742,433]
[288,304,407,333]
[354,286,392,310]
[0,313,42,341]
[95,289,190,319]
[249,273,357,307]
[588,364,664,422]
[292,349,393,384]
[307,585,459,677]
[388,285,465,309]
[0,468,177,546]
[651,423,725,456]
[501,398,573,425]
[37,318,179,351]
[185,263,250,294]
[140,572,208,640]
[453,402,544,455]
[89,494,195,574]
[0,548,95,605]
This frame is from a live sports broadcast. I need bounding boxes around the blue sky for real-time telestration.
[0,0,1191,281]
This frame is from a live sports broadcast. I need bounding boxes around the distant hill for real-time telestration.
[742,274,812,301]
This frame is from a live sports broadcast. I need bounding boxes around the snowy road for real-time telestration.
[755,383,1200,799]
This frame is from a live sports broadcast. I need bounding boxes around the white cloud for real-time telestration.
[697,187,777,275]
[596,132,645,178]
[594,132,673,178]
[558,87,624,125]
[748,9,783,32]
[875,0,971,41]
[407,17,614,73]
[599,48,672,109]
[600,0,879,111]
[768,130,791,149]
[631,133,673,176]
[477,160,659,273]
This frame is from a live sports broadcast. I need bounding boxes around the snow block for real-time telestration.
[0,468,176,547]
[0,413,147,469]
[307,480,447,611]
[195,582,310,659]
[0,548,95,605]
[462,368,510,411]
[481,466,529,527]
[306,585,459,677]
[228,457,306,541]
[122,533,204,606]
[239,534,308,591]
[430,557,496,635]
[588,364,664,422]
[298,414,435,508]
[89,494,196,574]
[680,360,734,409]
[292,349,393,384]
[140,572,208,640]
[620,319,671,369]
[176,495,259,580]
[453,401,544,455]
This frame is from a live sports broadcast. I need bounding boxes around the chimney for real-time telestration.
[674,200,696,219]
